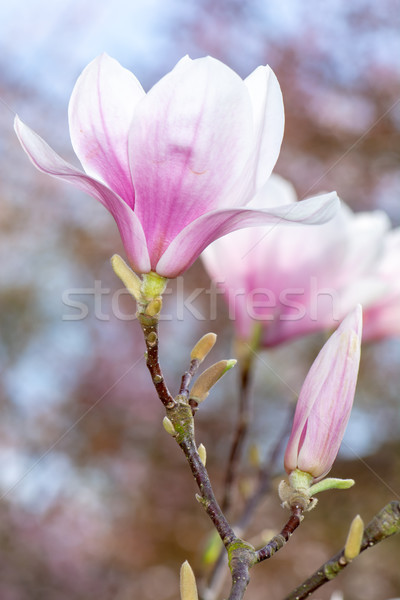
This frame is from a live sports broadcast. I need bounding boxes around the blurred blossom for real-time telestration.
[15,53,339,278]
[363,228,400,341]
[202,174,389,346]
[284,305,362,481]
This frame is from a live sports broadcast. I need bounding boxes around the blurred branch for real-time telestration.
[222,350,255,512]
[284,501,400,600]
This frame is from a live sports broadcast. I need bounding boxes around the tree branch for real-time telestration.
[284,501,400,600]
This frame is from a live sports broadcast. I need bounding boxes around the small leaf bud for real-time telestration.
[344,514,364,562]
[248,443,261,468]
[180,560,198,600]
[111,254,142,301]
[198,443,207,466]
[162,416,176,436]
[189,359,237,403]
[190,333,217,363]
[145,296,163,316]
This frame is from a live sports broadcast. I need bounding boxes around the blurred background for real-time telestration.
[0,1,400,598]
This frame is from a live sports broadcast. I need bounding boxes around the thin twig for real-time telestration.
[179,357,201,397]
[204,404,295,600]
[284,501,400,600]
[139,313,176,408]
[138,312,236,546]
[179,435,236,545]
[256,504,303,562]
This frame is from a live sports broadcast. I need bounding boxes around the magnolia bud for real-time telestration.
[162,416,176,436]
[111,254,142,301]
[189,359,236,403]
[198,443,207,466]
[344,514,364,562]
[284,306,362,482]
[190,333,217,363]
[180,560,198,600]
[145,296,163,316]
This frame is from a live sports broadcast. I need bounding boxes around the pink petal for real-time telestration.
[284,305,362,480]
[129,56,254,266]
[69,53,145,207]
[15,116,150,273]
[157,192,340,277]
[244,65,285,191]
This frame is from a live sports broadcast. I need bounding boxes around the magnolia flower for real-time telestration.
[362,228,400,341]
[202,175,389,345]
[15,54,339,278]
[284,305,362,482]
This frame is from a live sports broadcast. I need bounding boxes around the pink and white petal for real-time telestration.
[244,65,284,193]
[15,116,150,273]
[129,56,254,264]
[247,173,298,210]
[69,53,145,206]
[156,192,340,277]
[295,306,362,479]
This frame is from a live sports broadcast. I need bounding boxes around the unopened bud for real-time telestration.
[190,333,217,363]
[180,560,198,600]
[111,254,142,301]
[344,514,364,562]
[145,296,163,316]
[248,443,261,468]
[162,416,176,436]
[239,478,254,500]
[189,359,237,403]
[198,443,207,466]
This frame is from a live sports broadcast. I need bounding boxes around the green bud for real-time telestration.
[189,359,237,403]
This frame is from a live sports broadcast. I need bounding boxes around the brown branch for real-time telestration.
[179,357,201,397]
[138,313,176,409]
[138,311,236,547]
[283,501,400,600]
[204,404,295,600]
[256,504,303,562]
[179,435,236,546]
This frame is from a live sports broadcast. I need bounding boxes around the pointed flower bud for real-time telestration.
[189,359,236,403]
[284,305,362,482]
[145,296,163,316]
[180,560,198,600]
[344,514,364,562]
[162,416,176,436]
[190,333,217,363]
[197,443,207,466]
[111,254,142,301]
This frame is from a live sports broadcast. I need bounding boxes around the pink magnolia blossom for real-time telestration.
[202,175,389,345]
[284,305,362,481]
[362,228,400,341]
[15,54,339,278]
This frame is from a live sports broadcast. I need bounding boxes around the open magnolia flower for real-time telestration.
[202,175,389,345]
[15,54,339,278]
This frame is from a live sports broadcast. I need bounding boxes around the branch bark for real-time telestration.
[284,501,400,600]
